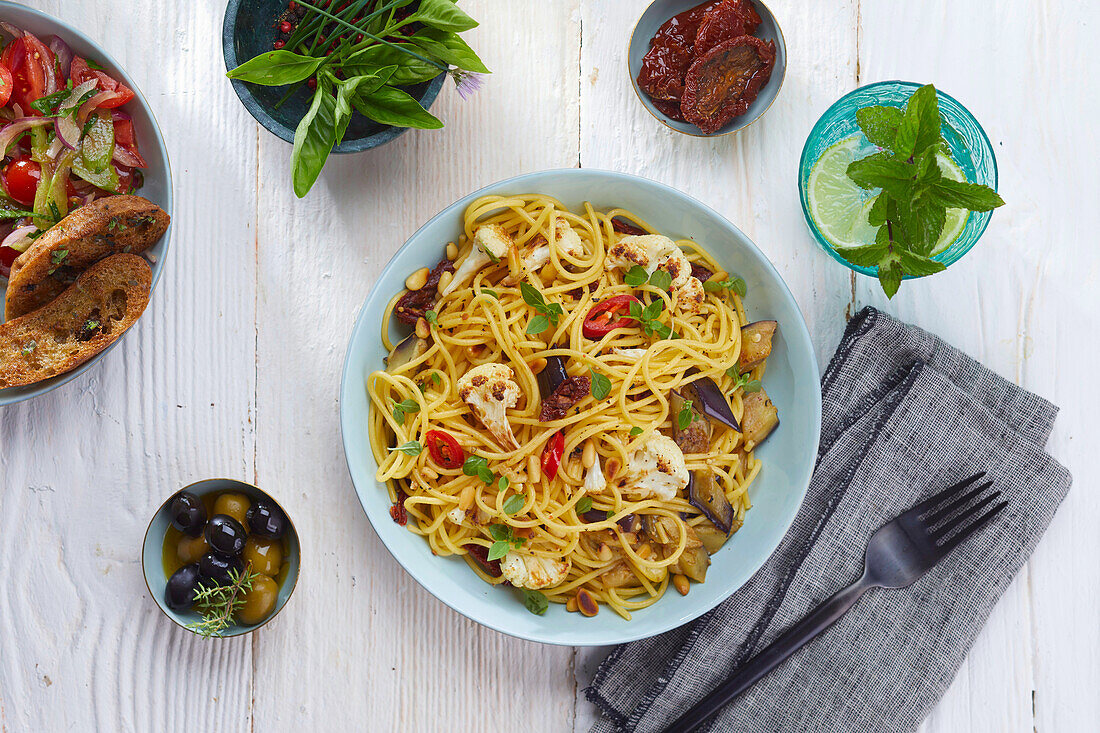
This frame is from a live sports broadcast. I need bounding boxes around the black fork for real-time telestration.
[664,473,1007,733]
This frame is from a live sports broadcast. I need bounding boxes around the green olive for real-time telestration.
[242,536,283,577]
[213,492,251,527]
[176,533,210,565]
[237,574,279,625]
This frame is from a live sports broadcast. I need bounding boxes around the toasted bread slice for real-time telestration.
[0,254,151,389]
[5,195,168,319]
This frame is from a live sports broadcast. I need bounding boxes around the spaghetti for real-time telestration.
[367,194,778,620]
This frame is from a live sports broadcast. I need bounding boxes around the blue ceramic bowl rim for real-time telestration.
[798,80,999,279]
[221,0,445,152]
[141,478,302,638]
[0,0,174,407]
[339,167,822,646]
[627,0,787,137]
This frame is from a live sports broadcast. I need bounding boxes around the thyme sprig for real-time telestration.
[186,563,260,639]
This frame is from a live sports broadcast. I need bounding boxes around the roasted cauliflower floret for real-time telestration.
[521,218,585,273]
[501,552,571,589]
[457,363,521,449]
[620,434,690,501]
[676,274,706,314]
[608,234,704,314]
[442,224,513,296]
[583,454,607,494]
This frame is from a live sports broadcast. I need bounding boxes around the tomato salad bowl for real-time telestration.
[0,2,172,407]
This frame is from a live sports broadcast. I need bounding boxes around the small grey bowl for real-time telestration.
[222,0,445,151]
[628,0,787,137]
[142,478,301,638]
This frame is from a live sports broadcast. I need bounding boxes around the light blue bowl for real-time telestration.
[628,0,786,137]
[339,169,821,646]
[141,479,301,638]
[798,81,998,278]
[0,1,173,406]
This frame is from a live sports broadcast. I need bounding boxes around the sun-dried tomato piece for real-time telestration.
[636,1,719,102]
[611,217,647,236]
[694,0,762,56]
[539,375,591,421]
[393,258,455,325]
[690,262,714,283]
[465,543,502,577]
[389,488,408,526]
[681,35,776,134]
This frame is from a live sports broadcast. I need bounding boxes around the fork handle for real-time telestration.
[663,577,872,733]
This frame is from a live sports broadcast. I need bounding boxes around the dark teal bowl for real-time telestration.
[222,0,445,151]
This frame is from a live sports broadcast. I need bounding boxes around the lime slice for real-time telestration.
[809,140,971,254]
[807,136,868,249]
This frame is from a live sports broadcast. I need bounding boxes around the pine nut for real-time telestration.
[527,357,547,373]
[466,345,484,360]
[673,574,690,596]
[415,317,430,339]
[458,484,474,511]
[597,543,613,562]
[527,454,541,484]
[577,589,599,617]
[581,441,596,469]
[437,270,453,294]
[405,267,429,291]
[606,458,620,479]
[446,241,458,260]
[566,597,579,613]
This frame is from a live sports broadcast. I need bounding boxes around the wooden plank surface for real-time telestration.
[1,1,1094,732]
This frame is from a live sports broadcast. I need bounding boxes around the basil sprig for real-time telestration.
[226,0,489,197]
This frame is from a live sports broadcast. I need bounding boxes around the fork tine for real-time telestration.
[931,490,1002,542]
[924,480,995,529]
[907,472,986,517]
[936,500,1009,555]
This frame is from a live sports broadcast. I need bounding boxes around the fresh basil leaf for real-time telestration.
[352,84,443,129]
[409,28,489,73]
[520,282,546,308]
[487,540,510,561]
[463,456,488,478]
[409,0,479,32]
[480,288,499,299]
[576,496,593,513]
[648,269,672,291]
[523,589,548,616]
[926,178,1005,212]
[291,81,338,198]
[227,50,325,86]
[503,494,525,515]
[855,105,903,149]
[333,68,399,144]
[390,440,423,456]
[343,45,443,85]
[498,475,510,491]
[590,368,611,400]
[526,314,550,335]
[677,400,694,430]
[624,265,648,287]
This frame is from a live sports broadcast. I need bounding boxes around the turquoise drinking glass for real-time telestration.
[798,81,998,278]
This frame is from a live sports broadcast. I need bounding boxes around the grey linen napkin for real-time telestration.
[586,306,1072,733]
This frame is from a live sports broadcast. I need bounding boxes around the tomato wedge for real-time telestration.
[0,63,13,107]
[2,34,59,113]
[582,294,641,339]
[541,430,565,480]
[425,430,464,470]
[71,56,135,108]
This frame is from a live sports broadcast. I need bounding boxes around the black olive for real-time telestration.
[165,564,201,612]
[199,552,243,585]
[205,514,247,556]
[246,499,287,539]
[169,491,207,537]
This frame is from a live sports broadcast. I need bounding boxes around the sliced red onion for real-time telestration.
[77,91,115,121]
[0,22,23,39]
[0,117,54,154]
[2,225,37,252]
[110,109,132,123]
[54,80,99,150]
[46,135,65,159]
[48,35,74,77]
[112,144,147,169]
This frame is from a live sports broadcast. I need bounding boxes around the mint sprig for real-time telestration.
[839,84,1004,298]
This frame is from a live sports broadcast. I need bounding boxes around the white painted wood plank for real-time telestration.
[250,2,581,731]
[0,1,259,731]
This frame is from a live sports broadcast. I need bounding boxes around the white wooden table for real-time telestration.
[1,1,1095,731]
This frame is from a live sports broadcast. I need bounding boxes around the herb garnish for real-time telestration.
[391,398,419,423]
[186,564,261,639]
[624,265,673,291]
[503,492,525,515]
[226,0,489,197]
[462,455,495,485]
[20,340,36,356]
[703,276,747,296]
[424,309,439,327]
[628,298,675,340]
[390,440,422,456]
[576,496,593,514]
[725,367,762,393]
[677,399,697,430]
[520,282,564,335]
[487,523,525,560]
[523,589,549,615]
[629,427,643,437]
[839,84,1004,297]
[590,367,611,400]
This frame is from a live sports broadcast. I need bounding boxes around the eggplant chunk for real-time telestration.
[687,471,735,534]
[742,389,780,447]
[384,333,428,373]
[537,355,569,398]
[675,545,710,583]
[671,385,712,453]
[686,373,741,432]
[738,320,777,371]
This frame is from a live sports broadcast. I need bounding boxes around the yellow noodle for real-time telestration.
[366,194,770,618]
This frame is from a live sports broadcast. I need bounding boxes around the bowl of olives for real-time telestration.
[142,478,301,637]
